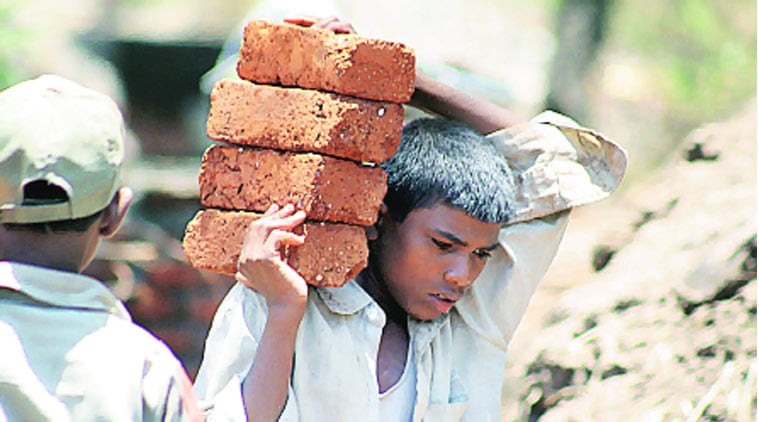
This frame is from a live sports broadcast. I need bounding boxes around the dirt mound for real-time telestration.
[502,101,757,421]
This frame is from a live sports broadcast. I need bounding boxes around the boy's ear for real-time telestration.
[99,187,133,237]
[365,202,389,241]
[378,202,389,223]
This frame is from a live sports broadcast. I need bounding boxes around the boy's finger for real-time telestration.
[326,21,355,34]
[245,207,306,243]
[311,16,338,29]
[273,203,295,216]
[284,16,355,35]
[269,230,306,248]
[263,204,305,221]
[283,16,320,27]
[260,203,280,218]
[265,210,307,232]
[259,203,294,223]
[243,204,279,238]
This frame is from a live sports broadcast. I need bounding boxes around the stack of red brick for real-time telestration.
[183,19,415,287]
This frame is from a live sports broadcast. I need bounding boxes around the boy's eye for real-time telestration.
[474,249,492,259]
[431,238,452,251]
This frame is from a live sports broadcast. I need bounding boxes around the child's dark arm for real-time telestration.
[284,15,520,134]
[241,305,302,421]
[236,204,308,421]
[409,70,522,134]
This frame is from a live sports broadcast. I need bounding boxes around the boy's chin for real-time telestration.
[408,308,449,322]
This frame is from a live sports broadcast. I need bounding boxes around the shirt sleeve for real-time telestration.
[491,110,627,224]
[192,282,300,421]
[454,111,627,349]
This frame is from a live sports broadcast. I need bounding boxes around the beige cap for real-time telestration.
[0,75,125,224]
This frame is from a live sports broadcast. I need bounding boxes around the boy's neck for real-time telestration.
[0,228,94,274]
[357,264,408,327]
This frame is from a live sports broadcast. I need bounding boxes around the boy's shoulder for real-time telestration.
[0,262,180,364]
[216,280,373,328]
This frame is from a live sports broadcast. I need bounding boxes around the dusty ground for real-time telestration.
[500,100,756,421]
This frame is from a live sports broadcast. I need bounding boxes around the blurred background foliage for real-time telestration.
[0,0,28,88]
[0,0,754,176]
[608,0,755,135]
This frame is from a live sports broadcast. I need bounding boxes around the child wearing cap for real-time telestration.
[0,75,202,420]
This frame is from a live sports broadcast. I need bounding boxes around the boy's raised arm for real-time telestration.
[285,15,520,135]
[409,70,522,134]
[240,305,302,421]
[235,204,308,421]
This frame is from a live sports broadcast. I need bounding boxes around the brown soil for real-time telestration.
[501,100,757,421]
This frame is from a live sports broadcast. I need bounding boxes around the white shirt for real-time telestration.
[0,262,201,421]
[193,112,627,421]
[379,343,416,421]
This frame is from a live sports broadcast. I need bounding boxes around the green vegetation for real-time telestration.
[610,0,756,128]
[0,0,30,90]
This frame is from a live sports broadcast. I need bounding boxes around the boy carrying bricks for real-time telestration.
[193,17,627,421]
[0,75,201,420]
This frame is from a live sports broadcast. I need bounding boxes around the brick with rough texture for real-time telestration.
[182,209,368,287]
[238,19,415,103]
[207,79,403,163]
[199,145,386,226]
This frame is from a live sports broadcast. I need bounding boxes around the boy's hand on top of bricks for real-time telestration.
[236,203,309,313]
[284,15,356,34]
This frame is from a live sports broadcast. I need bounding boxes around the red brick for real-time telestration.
[238,19,415,103]
[206,79,403,163]
[199,145,386,226]
[182,209,368,287]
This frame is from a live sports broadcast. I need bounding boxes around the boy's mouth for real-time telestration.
[432,292,456,302]
[429,292,458,314]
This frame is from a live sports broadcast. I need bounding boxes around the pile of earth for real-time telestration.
[501,100,756,421]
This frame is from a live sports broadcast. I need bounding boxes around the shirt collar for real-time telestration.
[0,261,131,320]
[315,278,374,315]
[409,314,448,357]
[315,278,450,354]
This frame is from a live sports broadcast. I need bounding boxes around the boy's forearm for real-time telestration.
[242,306,303,421]
[409,70,522,134]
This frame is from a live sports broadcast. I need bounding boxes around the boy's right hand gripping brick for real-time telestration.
[237,19,416,103]
[182,209,369,288]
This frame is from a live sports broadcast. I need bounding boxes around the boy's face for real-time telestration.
[376,202,501,321]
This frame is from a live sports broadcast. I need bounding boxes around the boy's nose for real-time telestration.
[443,265,473,289]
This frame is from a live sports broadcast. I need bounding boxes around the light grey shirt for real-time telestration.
[0,262,202,421]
